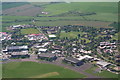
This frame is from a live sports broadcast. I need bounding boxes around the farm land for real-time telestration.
[1,2,118,31]
[1,2,119,79]
[2,2,29,10]
[60,31,86,39]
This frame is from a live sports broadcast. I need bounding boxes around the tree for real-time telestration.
[78,34,80,38]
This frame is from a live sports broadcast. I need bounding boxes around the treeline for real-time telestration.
[52,11,96,17]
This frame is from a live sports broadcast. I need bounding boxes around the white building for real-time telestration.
[48,35,56,38]
[25,34,48,41]
[96,61,110,68]
[0,32,12,41]
[79,49,91,54]
[38,48,47,53]
[75,55,93,61]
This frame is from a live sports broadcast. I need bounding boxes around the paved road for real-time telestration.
[1,54,101,78]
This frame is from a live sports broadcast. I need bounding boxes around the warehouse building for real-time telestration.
[38,48,47,53]
[96,60,111,69]
[38,53,57,62]
[63,57,84,66]
[48,34,56,39]
[4,45,30,59]
[7,45,28,52]
[10,51,30,59]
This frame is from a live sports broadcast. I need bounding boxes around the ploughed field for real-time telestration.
[2,62,86,78]
[2,4,43,16]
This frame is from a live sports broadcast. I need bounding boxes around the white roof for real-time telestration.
[13,25,21,28]
[38,48,47,52]
[19,46,28,49]
[94,58,101,61]
[80,49,91,53]
[97,61,110,67]
[21,50,28,52]
[84,55,93,59]
[11,51,28,55]
[40,42,49,47]
[8,45,28,50]
[77,56,85,61]
[52,50,61,53]
[76,55,93,61]
[48,35,56,38]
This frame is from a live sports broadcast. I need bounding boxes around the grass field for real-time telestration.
[0,63,2,78]
[34,16,85,21]
[2,62,86,78]
[95,35,106,39]
[39,2,118,22]
[2,2,118,32]
[2,2,29,10]
[2,22,32,28]
[85,66,118,78]
[41,2,117,15]
[2,16,34,22]
[111,33,118,40]
[84,13,118,22]
[20,28,40,35]
[34,20,112,28]
[80,38,91,43]
[60,31,91,43]
[2,15,112,27]
[60,31,86,39]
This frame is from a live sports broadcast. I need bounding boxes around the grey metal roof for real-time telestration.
[38,53,56,58]
[10,51,28,55]
[7,46,28,50]
[64,57,80,63]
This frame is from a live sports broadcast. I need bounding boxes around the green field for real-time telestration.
[39,2,118,22]
[84,13,118,22]
[41,2,117,15]
[34,20,112,28]
[85,66,118,78]
[60,31,86,39]
[2,2,118,32]
[95,35,106,39]
[0,63,2,78]
[2,18,112,28]
[60,31,91,43]
[34,16,85,21]
[80,38,91,43]
[2,16,34,22]
[2,62,86,78]
[21,28,40,35]
[2,16,33,27]
[111,33,118,40]
[2,2,29,10]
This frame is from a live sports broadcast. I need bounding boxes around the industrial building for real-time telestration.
[63,57,84,66]
[38,53,57,62]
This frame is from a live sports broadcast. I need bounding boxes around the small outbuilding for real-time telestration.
[48,35,56,39]
[38,48,47,53]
